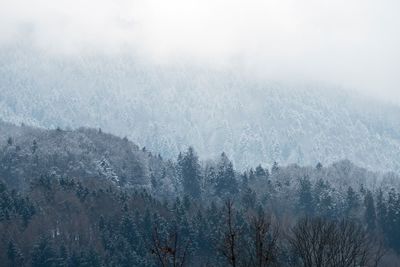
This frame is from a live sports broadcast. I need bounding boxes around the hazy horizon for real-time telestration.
[2,2,400,265]
[1,0,399,104]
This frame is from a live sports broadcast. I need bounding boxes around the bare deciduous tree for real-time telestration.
[219,200,280,267]
[248,213,280,267]
[220,199,240,267]
[151,226,191,267]
[289,217,386,267]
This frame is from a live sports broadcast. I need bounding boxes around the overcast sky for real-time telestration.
[1,0,399,103]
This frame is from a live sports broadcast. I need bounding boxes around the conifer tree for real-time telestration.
[376,188,387,232]
[178,147,202,199]
[298,176,313,216]
[386,189,400,249]
[313,179,334,218]
[215,153,238,197]
[271,161,279,175]
[345,186,360,218]
[364,190,376,231]
[31,236,56,267]
[7,241,24,267]
[255,165,268,180]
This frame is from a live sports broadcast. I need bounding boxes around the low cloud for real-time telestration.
[1,0,399,103]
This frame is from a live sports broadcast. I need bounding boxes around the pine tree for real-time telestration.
[376,188,387,232]
[255,165,268,180]
[364,190,376,231]
[58,245,68,267]
[120,213,138,246]
[178,147,202,199]
[242,187,256,210]
[345,186,360,218]
[316,162,323,171]
[31,236,56,267]
[386,188,400,249]
[298,176,313,216]
[7,137,13,146]
[248,168,256,182]
[215,153,238,197]
[81,249,102,267]
[32,139,38,154]
[204,165,217,190]
[150,173,158,191]
[313,179,334,218]
[241,173,249,189]
[271,161,279,175]
[183,194,191,211]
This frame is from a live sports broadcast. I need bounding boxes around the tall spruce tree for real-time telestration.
[215,153,238,197]
[386,189,400,250]
[313,179,334,218]
[178,147,202,199]
[376,188,387,232]
[255,164,268,180]
[364,190,376,231]
[298,176,314,216]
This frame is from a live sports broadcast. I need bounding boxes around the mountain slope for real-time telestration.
[1,46,400,172]
[0,121,168,191]
[1,119,399,197]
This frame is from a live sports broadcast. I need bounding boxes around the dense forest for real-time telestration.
[1,121,400,266]
[2,47,400,173]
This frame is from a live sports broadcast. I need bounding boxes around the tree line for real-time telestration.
[1,125,400,265]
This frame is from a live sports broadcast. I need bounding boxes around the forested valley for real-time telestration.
[1,121,400,266]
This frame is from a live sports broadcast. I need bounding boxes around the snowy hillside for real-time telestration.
[1,45,400,172]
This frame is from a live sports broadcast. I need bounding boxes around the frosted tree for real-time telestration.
[178,147,202,199]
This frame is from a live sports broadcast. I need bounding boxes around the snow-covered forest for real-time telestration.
[1,121,400,266]
[1,0,400,265]
[1,47,400,173]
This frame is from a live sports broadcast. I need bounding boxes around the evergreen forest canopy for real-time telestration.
[1,120,400,266]
[1,48,400,173]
